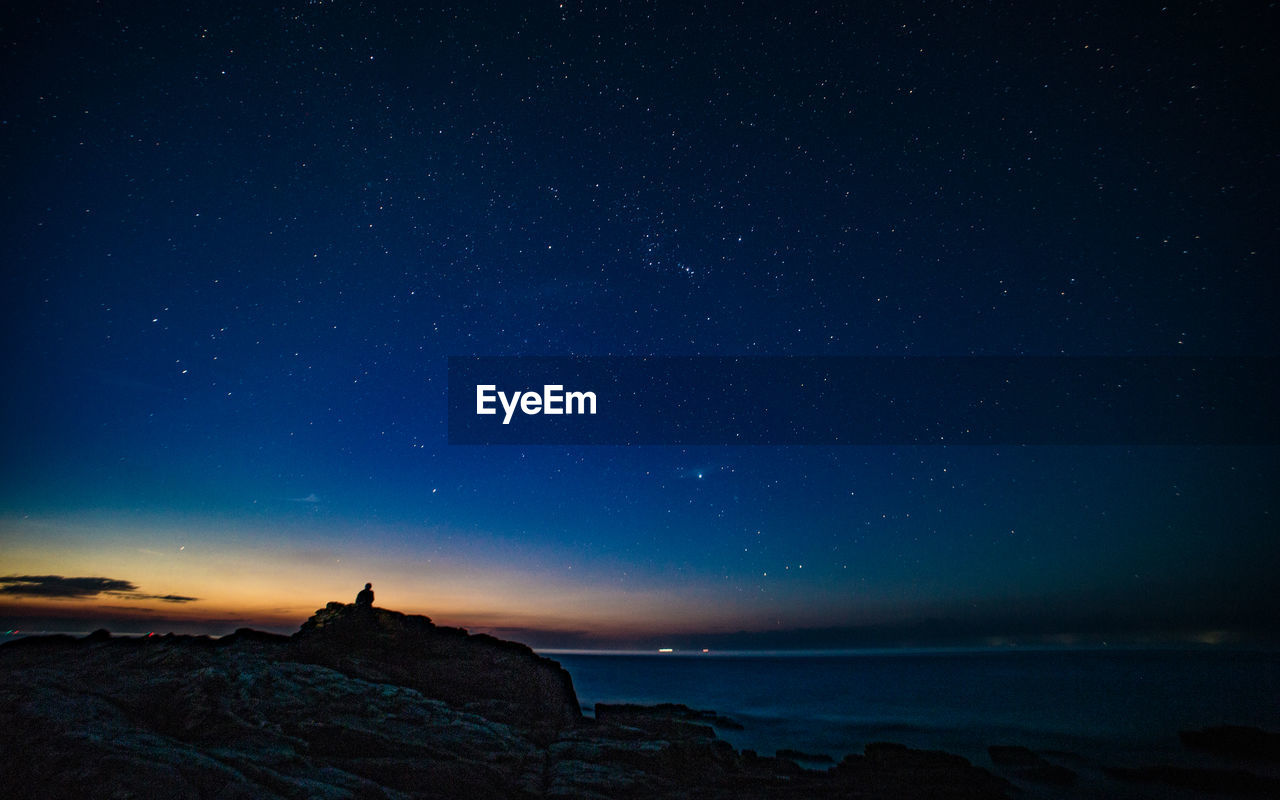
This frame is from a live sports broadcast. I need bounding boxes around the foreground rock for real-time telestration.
[1180,726,1280,762]
[986,745,1076,785]
[1085,725,1280,797]
[1103,765,1280,796]
[593,702,745,731]
[1,603,1012,799]
[293,602,579,740]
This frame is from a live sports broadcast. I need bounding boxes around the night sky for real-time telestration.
[2,2,1277,648]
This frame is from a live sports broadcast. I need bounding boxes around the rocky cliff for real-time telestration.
[0,603,1011,799]
[292,602,580,739]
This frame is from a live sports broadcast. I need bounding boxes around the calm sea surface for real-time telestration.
[547,647,1280,797]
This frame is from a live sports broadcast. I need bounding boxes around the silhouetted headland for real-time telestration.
[0,601,1048,798]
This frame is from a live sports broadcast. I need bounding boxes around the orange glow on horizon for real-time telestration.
[1,510,798,639]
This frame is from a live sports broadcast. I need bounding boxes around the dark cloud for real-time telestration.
[0,575,137,598]
[0,575,197,603]
[108,592,200,604]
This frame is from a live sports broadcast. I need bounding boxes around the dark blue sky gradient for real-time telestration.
[2,1,1276,646]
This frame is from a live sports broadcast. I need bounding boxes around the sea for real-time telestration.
[545,646,1280,798]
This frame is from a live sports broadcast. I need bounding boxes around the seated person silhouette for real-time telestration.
[355,582,374,609]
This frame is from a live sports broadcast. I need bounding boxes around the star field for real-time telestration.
[1,1,1276,645]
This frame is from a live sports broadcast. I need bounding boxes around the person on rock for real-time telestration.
[355,582,374,609]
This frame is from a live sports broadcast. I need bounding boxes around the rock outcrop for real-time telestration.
[292,602,580,739]
[0,629,545,798]
[0,603,1013,799]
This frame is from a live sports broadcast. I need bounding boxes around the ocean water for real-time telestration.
[547,647,1280,797]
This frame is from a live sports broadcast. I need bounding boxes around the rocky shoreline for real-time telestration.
[1,603,1275,799]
